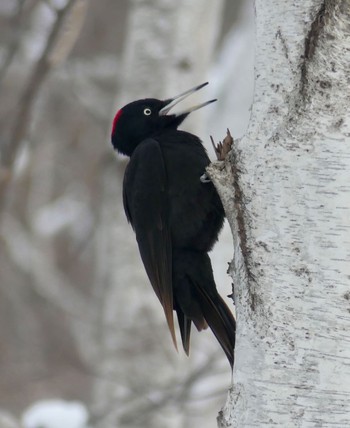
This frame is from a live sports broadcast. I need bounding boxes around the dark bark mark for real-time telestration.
[276,27,290,62]
[231,148,248,266]
[300,1,327,97]
[250,291,261,312]
[230,138,258,311]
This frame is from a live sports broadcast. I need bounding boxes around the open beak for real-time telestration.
[159,82,216,117]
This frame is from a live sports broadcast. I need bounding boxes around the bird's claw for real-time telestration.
[200,173,211,183]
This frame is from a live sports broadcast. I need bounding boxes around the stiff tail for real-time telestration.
[175,308,191,355]
[192,281,236,368]
[173,249,236,368]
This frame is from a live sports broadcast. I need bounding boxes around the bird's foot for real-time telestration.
[210,129,233,161]
[200,173,211,183]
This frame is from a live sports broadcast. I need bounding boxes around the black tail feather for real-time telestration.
[173,249,236,368]
[176,308,192,355]
[192,281,236,368]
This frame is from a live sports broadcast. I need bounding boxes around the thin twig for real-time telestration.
[0,0,26,85]
[0,0,79,203]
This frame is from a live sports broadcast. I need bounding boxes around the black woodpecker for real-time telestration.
[111,83,236,367]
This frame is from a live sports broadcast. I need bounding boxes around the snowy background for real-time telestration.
[0,0,254,427]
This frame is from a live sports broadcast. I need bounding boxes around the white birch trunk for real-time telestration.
[208,1,350,426]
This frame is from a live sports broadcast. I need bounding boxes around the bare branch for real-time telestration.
[0,0,26,84]
[0,0,82,201]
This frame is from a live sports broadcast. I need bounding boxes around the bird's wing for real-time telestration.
[123,138,176,349]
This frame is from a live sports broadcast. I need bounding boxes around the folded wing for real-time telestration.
[123,138,176,349]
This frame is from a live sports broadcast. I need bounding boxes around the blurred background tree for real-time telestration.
[0,0,253,427]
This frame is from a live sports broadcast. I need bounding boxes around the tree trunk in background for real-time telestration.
[209,1,350,426]
[93,1,226,427]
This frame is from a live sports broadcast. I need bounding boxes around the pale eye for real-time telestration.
[143,108,152,116]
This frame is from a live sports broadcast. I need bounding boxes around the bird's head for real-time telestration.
[111,82,216,156]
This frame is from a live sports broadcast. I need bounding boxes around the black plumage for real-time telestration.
[111,83,235,367]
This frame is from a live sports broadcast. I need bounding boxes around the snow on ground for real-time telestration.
[22,400,89,428]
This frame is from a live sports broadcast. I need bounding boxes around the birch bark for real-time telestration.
[209,1,350,426]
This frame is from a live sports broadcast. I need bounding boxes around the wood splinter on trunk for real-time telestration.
[210,129,233,161]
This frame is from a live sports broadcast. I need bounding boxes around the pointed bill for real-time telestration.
[172,99,217,117]
[159,82,216,117]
